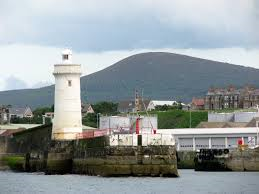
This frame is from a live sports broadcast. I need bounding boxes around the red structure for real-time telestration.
[136,118,140,134]
[237,138,243,145]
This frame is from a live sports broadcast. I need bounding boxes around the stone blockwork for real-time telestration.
[71,137,178,177]
[177,151,196,169]
[226,147,259,171]
[1,125,178,177]
[194,148,259,171]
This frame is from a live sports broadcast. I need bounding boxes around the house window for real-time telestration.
[68,80,72,87]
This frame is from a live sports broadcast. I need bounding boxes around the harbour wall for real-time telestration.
[0,125,179,176]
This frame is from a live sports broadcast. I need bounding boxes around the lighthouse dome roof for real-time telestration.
[62,49,72,55]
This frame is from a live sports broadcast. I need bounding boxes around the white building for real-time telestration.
[9,107,33,119]
[157,128,259,151]
[146,100,178,111]
[52,49,83,140]
[99,115,157,134]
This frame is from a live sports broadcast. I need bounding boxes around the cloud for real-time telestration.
[0,0,258,51]
[32,81,53,89]
[4,76,28,90]
[0,44,258,91]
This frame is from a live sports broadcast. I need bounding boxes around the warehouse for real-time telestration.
[157,128,259,151]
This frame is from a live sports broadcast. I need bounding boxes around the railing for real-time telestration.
[76,129,109,139]
[109,133,175,146]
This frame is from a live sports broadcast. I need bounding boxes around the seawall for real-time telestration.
[0,125,179,177]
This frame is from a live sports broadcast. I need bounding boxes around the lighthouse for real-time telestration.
[52,49,82,140]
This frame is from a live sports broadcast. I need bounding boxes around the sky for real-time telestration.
[0,0,258,91]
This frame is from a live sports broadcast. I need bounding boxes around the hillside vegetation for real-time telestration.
[150,110,208,129]
[2,52,259,108]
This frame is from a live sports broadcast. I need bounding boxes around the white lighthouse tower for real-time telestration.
[52,49,82,140]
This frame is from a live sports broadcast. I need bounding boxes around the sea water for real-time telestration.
[0,170,258,194]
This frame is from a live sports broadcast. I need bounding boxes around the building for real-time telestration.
[42,112,54,124]
[118,100,150,113]
[99,115,157,134]
[146,100,178,111]
[205,86,240,110]
[242,87,259,109]
[205,86,259,110]
[191,98,205,110]
[157,128,259,151]
[81,103,95,116]
[8,107,33,119]
[0,106,9,124]
[52,49,83,140]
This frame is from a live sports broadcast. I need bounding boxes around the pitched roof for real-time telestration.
[197,122,247,128]
[196,122,226,128]
[9,107,29,115]
[192,98,204,106]
[118,99,150,112]
[0,129,25,136]
[245,117,259,127]
[118,100,135,110]
[81,104,93,112]
[0,124,41,130]
[150,100,177,106]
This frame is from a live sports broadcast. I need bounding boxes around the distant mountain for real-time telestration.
[1,52,259,109]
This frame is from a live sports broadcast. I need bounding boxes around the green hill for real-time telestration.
[1,52,259,108]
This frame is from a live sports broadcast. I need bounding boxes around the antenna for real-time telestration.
[140,89,155,134]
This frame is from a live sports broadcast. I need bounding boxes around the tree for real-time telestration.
[92,101,118,115]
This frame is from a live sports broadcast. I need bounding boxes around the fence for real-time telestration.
[109,133,175,146]
[76,129,109,139]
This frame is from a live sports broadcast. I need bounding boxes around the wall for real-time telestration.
[234,112,259,122]
[1,124,52,154]
[177,151,195,169]
[208,113,234,122]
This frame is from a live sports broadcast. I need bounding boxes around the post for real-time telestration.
[42,115,46,125]
[97,113,100,129]
[256,121,259,146]
[209,137,212,149]
[225,137,228,148]
[193,137,196,151]
[177,138,180,151]
[189,106,192,128]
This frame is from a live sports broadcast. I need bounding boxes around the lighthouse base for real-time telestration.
[52,127,82,140]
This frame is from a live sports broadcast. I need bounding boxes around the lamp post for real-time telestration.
[189,105,192,128]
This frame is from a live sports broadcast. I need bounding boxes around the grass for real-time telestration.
[2,156,25,171]
[84,109,208,129]
[142,109,208,129]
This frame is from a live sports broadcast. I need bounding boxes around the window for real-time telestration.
[63,54,69,60]
[68,80,72,87]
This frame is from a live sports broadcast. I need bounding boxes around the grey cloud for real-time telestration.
[4,76,28,90]
[0,0,258,51]
[32,81,53,89]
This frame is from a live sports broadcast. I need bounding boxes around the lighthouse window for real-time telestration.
[68,80,72,87]
[63,54,69,60]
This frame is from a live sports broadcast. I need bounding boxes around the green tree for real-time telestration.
[82,113,97,128]
[92,101,118,115]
